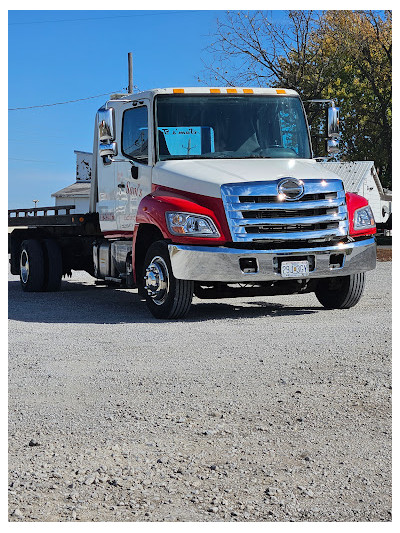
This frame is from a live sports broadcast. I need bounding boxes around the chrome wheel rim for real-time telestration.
[20,250,29,284]
[144,256,170,305]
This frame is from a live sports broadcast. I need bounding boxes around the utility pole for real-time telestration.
[128,52,133,94]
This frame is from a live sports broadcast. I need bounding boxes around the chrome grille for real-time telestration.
[221,179,348,242]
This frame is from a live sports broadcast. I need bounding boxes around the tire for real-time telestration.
[43,239,62,292]
[315,273,366,309]
[19,239,45,292]
[136,257,148,299]
[143,241,194,319]
[137,281,148,300]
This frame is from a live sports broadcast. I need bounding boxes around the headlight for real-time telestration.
[353,205,375,230]
[166,212,220,237]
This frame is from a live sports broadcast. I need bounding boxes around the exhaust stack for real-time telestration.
[128,52,133,94]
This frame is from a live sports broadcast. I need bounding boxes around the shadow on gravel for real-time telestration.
[186,301,319,322]
[8,279,320,324]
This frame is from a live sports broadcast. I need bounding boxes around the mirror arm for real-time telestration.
[108,158,134,164]
[107,158,139,179]
[305,99,336,107]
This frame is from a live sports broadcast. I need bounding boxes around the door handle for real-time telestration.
[117,183,126,189]
[131,165,139,179]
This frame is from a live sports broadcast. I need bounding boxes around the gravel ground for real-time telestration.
[376,247,392,262]
[8,262,391,522]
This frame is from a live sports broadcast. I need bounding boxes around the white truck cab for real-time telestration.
[9,86,376,319]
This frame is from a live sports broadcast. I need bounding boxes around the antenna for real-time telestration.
[128,52,133,94]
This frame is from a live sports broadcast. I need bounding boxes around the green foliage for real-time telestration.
[203,10,392,188]
[315,11,392,188]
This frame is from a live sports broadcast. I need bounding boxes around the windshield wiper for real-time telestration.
[160,154,237,160]
[159,153,273,161]
[239,154,272,159]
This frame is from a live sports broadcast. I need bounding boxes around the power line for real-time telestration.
[8,91,122,111]
[9,10,203,26]
[9,158,57,163]
[9,138,69,145]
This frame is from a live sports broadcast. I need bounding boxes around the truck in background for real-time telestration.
[8,85,376,319]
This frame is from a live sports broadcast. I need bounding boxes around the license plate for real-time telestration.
[281,260,309,278]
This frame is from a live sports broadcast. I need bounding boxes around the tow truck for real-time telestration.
[8,84,376,318]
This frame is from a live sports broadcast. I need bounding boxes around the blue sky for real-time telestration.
[8,9,225,208]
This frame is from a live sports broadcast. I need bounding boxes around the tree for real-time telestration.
[317,11,392,187]
[201,10,392,188]
[202,11,323,93]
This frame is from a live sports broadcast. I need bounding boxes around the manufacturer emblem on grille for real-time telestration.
[278,178,304,201]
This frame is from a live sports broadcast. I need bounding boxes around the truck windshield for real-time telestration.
[155,95,311,161]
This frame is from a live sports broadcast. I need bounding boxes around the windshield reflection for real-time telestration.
[155,95,311,161]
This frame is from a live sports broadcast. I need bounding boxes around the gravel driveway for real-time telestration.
[8,262,391,522]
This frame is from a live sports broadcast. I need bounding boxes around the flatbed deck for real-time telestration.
[8,205,102,276]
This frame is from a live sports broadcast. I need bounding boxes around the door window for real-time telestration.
[122,106,148,163]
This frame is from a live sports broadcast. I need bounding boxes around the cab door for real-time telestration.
[115,103,152,235]
[96,137,117,234]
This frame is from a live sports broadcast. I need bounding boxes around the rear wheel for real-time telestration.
[315,273,366,309]
[143,241,194,319]
[19,239,45,292]
[43,239,62,292]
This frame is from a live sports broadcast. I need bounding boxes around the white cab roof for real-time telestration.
[110,87,299,101]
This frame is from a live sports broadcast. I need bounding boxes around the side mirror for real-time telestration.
[97,107,115,142]
[326,138,340,154]
[327,106,340,138]
[99,142,118,158]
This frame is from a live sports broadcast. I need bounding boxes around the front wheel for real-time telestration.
[315,273,366,309]
[143,241,194,319]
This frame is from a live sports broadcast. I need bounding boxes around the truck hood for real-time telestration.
[152,158,342,198]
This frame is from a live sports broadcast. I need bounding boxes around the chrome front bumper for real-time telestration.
[168,238,376,282]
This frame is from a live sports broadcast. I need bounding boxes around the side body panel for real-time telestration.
[96,99,153,237]
[114,163,152,237]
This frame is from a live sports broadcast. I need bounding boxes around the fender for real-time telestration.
[135,185,232,245]
[346,192,377,237]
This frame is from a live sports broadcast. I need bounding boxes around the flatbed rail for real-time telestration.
[8,205,88,227]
